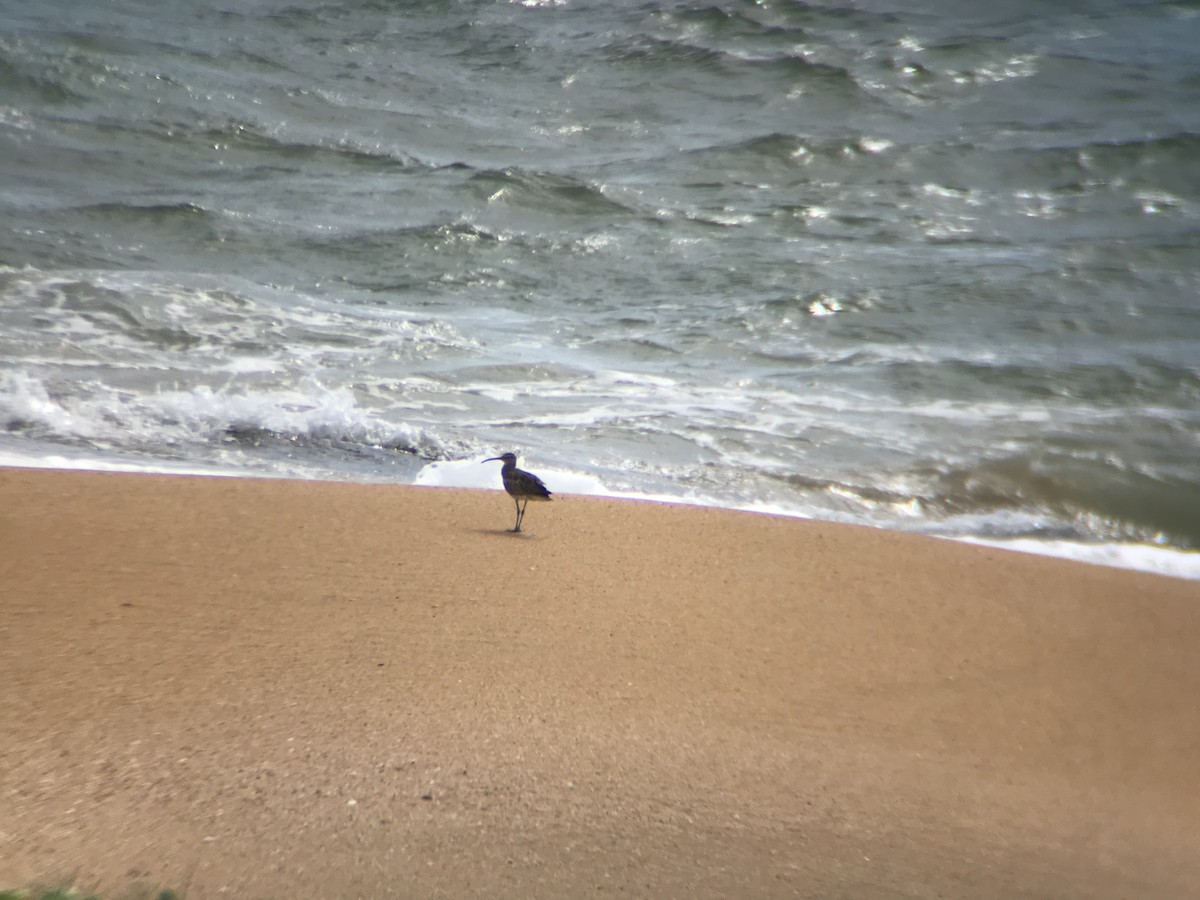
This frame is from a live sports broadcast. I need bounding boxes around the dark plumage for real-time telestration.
[483,452,552,532]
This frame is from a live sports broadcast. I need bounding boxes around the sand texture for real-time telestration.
[2,467,1199,898]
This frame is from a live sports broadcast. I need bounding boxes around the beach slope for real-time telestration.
[2,468,1198,898]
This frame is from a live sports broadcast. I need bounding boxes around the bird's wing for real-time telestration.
[518,470,552,498]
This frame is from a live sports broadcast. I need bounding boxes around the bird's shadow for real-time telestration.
[467,527,539,539]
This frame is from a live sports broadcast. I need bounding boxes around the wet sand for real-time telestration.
[2,467,1198,898]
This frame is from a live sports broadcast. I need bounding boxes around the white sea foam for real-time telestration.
[151,379,387,443]
[960,537,1200,582]
[0,449,243,478]
[0,371,104,437]
[415,457,616,496]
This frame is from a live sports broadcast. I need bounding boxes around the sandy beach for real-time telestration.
[2,466,1198,899]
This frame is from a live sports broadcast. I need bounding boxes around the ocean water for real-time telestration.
[2,0,1199,578]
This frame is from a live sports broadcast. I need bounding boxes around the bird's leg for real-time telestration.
[516,498,528,532]
[511,497,521,532]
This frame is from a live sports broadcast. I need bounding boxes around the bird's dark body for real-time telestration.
[483,453,552,532]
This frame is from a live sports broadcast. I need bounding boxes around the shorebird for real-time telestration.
[483,452,552,532]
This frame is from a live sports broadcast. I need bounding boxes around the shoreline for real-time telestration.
[3,466,1199,898]
[2,453,1198,583]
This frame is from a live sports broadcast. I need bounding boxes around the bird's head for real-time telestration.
[483,453,518,465]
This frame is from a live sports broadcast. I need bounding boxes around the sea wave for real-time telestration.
[0,370,460,475]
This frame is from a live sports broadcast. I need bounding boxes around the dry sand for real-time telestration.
[2,466,1198,899]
